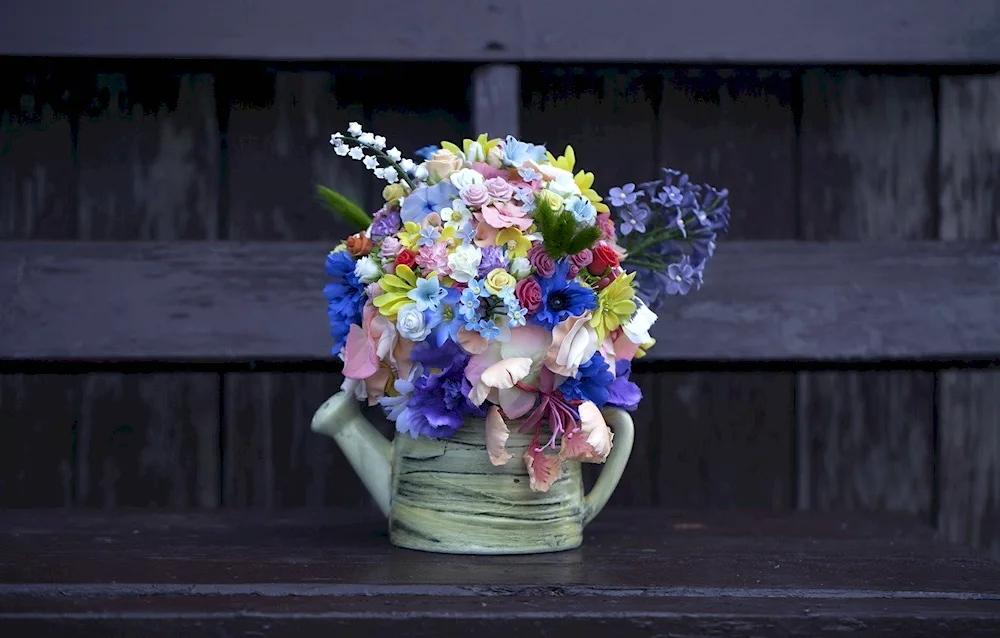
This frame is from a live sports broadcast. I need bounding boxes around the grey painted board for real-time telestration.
[2,1,1000,63]
[0,240,997,362]
[937,73,1000,560]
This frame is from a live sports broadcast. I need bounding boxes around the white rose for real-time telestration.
[509,256,532,279]
[447,245,483,283]
[449,167,485,191]
[486,145,504,168]
[354,255,382,283]
[623,299,658,344]
[396,303,431,341]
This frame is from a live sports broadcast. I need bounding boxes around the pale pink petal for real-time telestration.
[545,313,598,377]
[612,331,640,361]
[598,335,617,371]
[480,357,533,390]
[578,401,614,462]
[559,426,594,461]
[498,386,537,420]
[480,204,512,229]
[343,324,379,379]
[465,342,502,386]
[524,447,562,492]
[363,366,392,406]
[501,325,552,359]
[485,406,513,466]
[458,328,491,355]
[394,337,416,380]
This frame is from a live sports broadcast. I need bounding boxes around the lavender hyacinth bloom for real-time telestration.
[477,245,509,277]
[369,209,401,241]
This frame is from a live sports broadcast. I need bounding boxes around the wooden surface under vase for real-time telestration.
[389,417,586,554]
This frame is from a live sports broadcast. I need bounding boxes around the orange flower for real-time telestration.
[346,232,373,257]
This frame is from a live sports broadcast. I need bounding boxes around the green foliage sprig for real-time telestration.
[316,186,372,231]
[533,195,601,260]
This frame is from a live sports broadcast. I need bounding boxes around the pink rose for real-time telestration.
[568,249,593,278]
[515,277,543,313]
[460,183,491,209]
[416,242,450,273]
[481,201,532,231]
[596,212,615,241]
[379,236,403,259]
[527,243,555,278]
[485,177,515,201]
[365,282,383,298]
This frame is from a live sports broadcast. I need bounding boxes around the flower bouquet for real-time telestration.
[320,123,730,493]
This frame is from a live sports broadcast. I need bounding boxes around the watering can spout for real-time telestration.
[311,392,392,517]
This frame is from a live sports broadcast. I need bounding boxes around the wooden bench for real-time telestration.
[2,0,1000,634]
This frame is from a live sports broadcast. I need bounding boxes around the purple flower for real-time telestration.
[477,245,509,277]
[607,360,642,411]
[370,209,401,241]
[608,183,639,207]
[665,257,701,296]
[618,202,650,236]
[396,360,484,440]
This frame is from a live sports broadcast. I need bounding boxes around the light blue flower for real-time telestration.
[497,284,517,306]
[456,221,477,245]
[407,275,448,312]
[400,181,458,224]
[416,225,441,248]
[465,278,492,299]
[507,305,527,327]
[477,319,501,341]
[459,288,481,322]
[500,135,547,167]
[518,166,543,182]
[565,195,597,225]
[514,188,536,213]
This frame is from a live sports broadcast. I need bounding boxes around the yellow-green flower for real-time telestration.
[635,337,656,359]
[373,265,417,319]
[590,271,637,341]
[397,221,422,250]
[546,145,576,172]
[441,133,501,163]
[574,170,610,214]
[496,227,531,259]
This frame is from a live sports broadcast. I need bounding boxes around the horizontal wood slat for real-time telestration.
[1,510,998,636]
[1,241,998,362]
[2,1,1000,63]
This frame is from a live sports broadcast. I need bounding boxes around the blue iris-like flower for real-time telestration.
[530,261,598,330]
[400,181,458,224]
[559,352,615,407]
[425,287,465,348]
[323,250,366,355]
[413,145,439,161]
[500,135,547,167]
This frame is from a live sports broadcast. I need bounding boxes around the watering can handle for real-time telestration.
[582,407,635,526]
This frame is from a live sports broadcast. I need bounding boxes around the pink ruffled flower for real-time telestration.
[481,201,532,231]
[595,212,616,241]
[471,162,510,180]
[527,243,555,278]
[460,183,491,209]
[416,242,450,273]
[485,177,515,201]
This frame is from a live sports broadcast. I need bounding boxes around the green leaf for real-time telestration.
[567,225,600,255]
[316,185,372,230]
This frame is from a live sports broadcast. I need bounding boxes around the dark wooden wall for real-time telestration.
[1,61,997,559]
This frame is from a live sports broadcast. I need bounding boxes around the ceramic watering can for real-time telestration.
[311,391,634,554]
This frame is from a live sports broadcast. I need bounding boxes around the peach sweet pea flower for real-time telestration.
[485,406,513,466]
[464,326,551,419]
[545,312,600,378]
[480,201,532,231]
[343,303,413,404]
[559,401,614,463]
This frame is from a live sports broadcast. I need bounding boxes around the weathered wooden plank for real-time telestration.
[222,68,468,508]
[1,510,999,636]
[69,71,222,508]
[3,1,1000,64]
[1,240,998,362]
[651,68,797,509]
[0,68,79,506]
[797,71,936,517]
[938,73,1000,559]
[472,64,520,139]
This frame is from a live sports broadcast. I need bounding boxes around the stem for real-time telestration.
[335,136,418,190]
[623,258,669,273]
[624,226,682,257]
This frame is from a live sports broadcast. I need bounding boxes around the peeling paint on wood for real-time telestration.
[797,71,936,517]
[937,73,1000,559]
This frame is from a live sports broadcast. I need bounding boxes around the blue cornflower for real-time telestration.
[323,250,366,355]
[608,183,639,207]
[400,181,458,224]
[413,145,439,161]
[416,225,441,248]
[530,261,598,330]
[559,352,615,407]
[500,135,547,167]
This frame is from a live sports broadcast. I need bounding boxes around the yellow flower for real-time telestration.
[484,268,517,295]
[574,170,610,214]
[590,272,637,341]
[495,227,531,259]
[545,145,576,172]
[382,183,406,203]
[539,190,564,211]
[373,265,417,319]
[441,134,501,163]
[634,338,656,359]
[397,221,422,250]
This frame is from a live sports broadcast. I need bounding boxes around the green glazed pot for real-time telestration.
[311,391,635,555]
